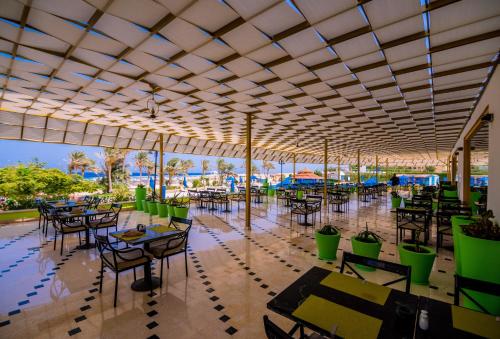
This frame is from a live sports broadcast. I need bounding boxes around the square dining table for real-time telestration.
[58,209,111,249]
[110,224,183,291]
[267,266,418,339]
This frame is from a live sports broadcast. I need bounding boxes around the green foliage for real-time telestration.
[462,210,500,241]
[314,169,323,177]
[355,222,383,243]
[0,163,100,210]
[111,183,133,202]
[192,179,201,188]
[318,224,339,235]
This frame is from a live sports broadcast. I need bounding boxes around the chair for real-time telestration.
[396,207,431,245]
[454,275,500,314]
[263,315,327,339]
[39,202,56,236]
[146,217,192,286]
[230,191,246,210]
[199,191,211,209]
[53,214,86,255]
[306,195,322,224]
[340,252,412,293]
[90,196,101,209]
[290,199,310,228]
[88,203,121,235]
[187,190,200,207]
[93,232,153,307]
[276,189,288,207]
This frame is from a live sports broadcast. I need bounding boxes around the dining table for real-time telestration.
[47,200,90,210]
[110,224,183,292]
[59,209,111,249]
[267,266,418,339]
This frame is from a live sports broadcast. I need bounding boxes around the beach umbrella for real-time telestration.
[183,176,188,188]
[230,180,235,192]
[239,176,243,184]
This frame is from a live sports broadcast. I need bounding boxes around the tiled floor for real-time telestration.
[0,194,456,338]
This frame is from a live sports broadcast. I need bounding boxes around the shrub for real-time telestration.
[111,183,133,202]
[192,179,201,188]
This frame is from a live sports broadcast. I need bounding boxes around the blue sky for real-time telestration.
[0,140,325,174]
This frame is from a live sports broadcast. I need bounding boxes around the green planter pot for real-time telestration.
[315,231,341,260]
[148,201,158,215]
[398,243,436,285]
[451,216,476,275]
[296,190,304,199]
[135,187,146,210]
[391,197,402,208]
[174,207,189,218]
[351,236,382,271]
[456,227,500,315]
[268,188,275,197]
[157,203,168,218]
[167,204,175,217]
[469,191,481,215]
[142,200,149,213]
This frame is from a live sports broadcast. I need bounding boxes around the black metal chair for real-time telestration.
[340,252,412,293]
[306,195,322,224]
[187,189,200,207]
[53,213,86,255]
[146,217,192,287]
[90,196,101,209]
[290,199,308,228]
[93,231,153,307]
[88,203,122,235]
[263,315,327,339]
[230,191,246,210]
[454,275,500,314]
[396,207,431,245]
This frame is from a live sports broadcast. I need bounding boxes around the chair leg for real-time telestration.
[60,233,64,255]
[53,231,57,250]
[78,232,82,246]
[133,268,136,281]
[114,272,119,308]
[184,251,188,277]
[166,256,170,269]
[160,258,164,286]
[99,261,104,293]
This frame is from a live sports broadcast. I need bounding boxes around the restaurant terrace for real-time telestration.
[0,0,499,338]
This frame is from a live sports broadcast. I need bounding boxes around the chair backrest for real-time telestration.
[454,275,500,314]
[111,203,122,213]
[168,217,193,247]
[263,315,293,339]
[340,252,412,293]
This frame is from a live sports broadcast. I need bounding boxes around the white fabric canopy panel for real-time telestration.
[1,0,499,165]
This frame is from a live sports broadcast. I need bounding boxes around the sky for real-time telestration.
[0,140,328,174]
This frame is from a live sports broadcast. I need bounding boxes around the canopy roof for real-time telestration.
[0,0,498,166]
[294,168,322,179]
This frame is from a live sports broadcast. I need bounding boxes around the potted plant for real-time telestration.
[398,229,436,285]
[166,192,181,217]
[142,197,149,213]
[456,210,500,314]
[391,191,402,209]
[156,198,168,218]
[174,197,190,218]
[350,223,383,271]
[147,193,158,215]
[315,224,341,260]
[135,184,147,211]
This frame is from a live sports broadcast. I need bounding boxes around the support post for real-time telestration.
[461,140,471,203]
[293,153,296,183]
[375,155,379,184]
[323,140,328,206]
[451,155,458,184]
[245,113,252,230]
[159,134,164,200]
[386,158,389,182]
[337,157,341,183]
[357,149,361,184]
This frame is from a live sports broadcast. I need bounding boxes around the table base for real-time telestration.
[131,277,161,291]
[76,243,96,250]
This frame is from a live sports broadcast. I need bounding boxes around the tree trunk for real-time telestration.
[81,167,85,178]
[108,166,113,193]
[139,167,143,185]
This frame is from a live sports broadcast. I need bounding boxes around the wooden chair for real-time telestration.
[146,217,192,286]
[93,231,153,307]
[454,275,500,314]
[340,252,412,293]
[88,203,121,235]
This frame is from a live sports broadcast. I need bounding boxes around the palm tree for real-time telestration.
[164,158,181,185]
[262,160,275,178]
[68,151,85,174]
[99,148,127,193]
[80,158,96,178]
[216,158,235,184]
[201,159,210,176]
[180,159,194,175]
[134,152,150,185]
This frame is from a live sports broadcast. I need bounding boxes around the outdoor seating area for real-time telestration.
[1,0,500,338]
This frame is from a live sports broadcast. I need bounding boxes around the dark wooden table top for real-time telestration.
[110,224,182,246]
[267,266,418,339]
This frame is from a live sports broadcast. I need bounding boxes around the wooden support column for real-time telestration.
[293,153,296,183]
[357,149,361,184]
[462,140,471,203]
[159,134,164,200]
[386,158,389,182]
[245,113,252,230]
[337,157,341,183]
[375,155,379,183]
[451,155,458,183]
[323,139,328,206]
